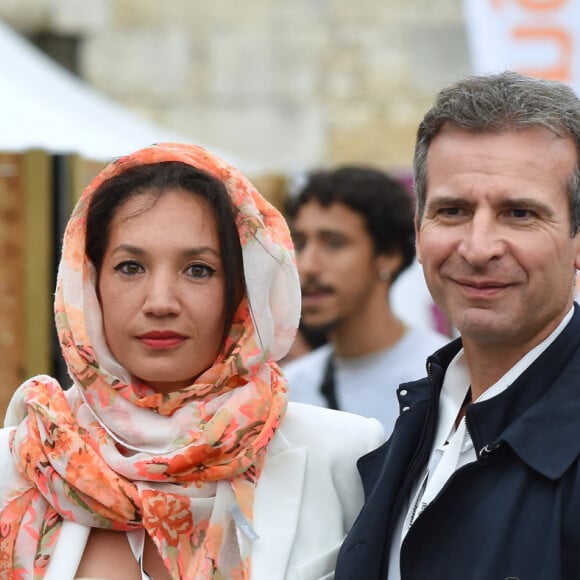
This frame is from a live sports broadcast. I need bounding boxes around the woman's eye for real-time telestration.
[186,264,216,279]
[114,261,143,275]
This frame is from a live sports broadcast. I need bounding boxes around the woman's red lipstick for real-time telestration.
[138,331,186,349]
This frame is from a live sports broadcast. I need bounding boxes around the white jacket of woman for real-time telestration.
[0,402,384,580]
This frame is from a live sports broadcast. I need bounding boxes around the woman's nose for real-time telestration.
[142,273,181,316]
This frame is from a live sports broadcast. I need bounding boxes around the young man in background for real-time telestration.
[283,167,447,434]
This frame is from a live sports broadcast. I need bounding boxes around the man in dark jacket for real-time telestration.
[335,71,580,579]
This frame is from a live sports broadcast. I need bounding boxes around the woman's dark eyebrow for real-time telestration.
[110,244,221,258]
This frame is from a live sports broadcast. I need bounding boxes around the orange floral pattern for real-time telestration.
[142,491,194,547]
[0,144,301,578]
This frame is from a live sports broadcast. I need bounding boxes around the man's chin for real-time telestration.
[301,316,337,335]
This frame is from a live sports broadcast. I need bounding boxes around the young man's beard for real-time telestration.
[298,320,330,349]
[300,316,341,339]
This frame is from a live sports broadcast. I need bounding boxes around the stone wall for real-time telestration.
[0,0,471,173]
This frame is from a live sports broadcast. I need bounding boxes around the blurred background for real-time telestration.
[0,0,472,173]
[0,0,575,415]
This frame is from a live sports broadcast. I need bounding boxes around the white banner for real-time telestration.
[463,0,580,94]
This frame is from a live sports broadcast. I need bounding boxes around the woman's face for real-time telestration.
[98,188,226,393]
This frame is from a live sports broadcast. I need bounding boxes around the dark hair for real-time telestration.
[414,71,580,233]
[285,166,415,281]
[86,161,244,348]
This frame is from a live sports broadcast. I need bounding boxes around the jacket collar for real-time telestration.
[44,521,90,579]
[461,304,580,479]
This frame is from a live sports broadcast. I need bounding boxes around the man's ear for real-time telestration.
[570,221,580,271]
[414,211,422,264]
[376,252,403,282]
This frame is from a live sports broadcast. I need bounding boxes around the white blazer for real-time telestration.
[0,402,384,580]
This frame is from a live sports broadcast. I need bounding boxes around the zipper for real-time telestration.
[403,433,502,544]
[405,361,438,482]
[381,360,439,577]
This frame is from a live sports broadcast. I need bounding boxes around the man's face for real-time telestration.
[416,124,580,356]
[291,200,389,332]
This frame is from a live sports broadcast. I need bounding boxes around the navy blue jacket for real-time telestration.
[336,305,580,580]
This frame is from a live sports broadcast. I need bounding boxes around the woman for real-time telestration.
[0,143,384,580]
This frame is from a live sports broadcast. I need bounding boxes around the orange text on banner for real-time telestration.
[491,0,567,9]
[513,26,572,81]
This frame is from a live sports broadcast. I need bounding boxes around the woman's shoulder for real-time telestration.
[0,427,24,503]
[0,426,15,457]
[272,403,385,535]
[281,402,385,454]
[285,400,380,425]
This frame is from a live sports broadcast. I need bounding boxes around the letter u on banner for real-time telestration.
[462,0,579,94]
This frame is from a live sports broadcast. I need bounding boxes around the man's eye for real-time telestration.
[186,264,216,279]
[114,261,143,275]
[439,207,463,217]
[325,237,346,249]
[293,239,306,253]
[509,208,533,219]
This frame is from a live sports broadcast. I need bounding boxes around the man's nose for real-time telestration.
[296,242,322,277]
[458,213,505,266]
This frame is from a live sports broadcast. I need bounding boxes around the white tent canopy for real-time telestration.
[0,21,250,166]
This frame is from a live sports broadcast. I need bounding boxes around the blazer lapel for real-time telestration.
[44,520,90,580]
[250,431,308,580]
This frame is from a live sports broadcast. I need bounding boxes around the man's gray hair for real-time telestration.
[413,71,580,233]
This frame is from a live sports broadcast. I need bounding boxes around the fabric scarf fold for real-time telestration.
[0,143,301,579]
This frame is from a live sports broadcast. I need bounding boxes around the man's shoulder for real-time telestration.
[281,345,333,404]
[383,326,448,372]
[405,326,450,351]
[282,344,332,375]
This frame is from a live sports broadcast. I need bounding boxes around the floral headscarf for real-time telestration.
[0,143,301,579]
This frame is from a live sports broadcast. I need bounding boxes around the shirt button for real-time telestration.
[402,406,410,412]
[399,389,408,396]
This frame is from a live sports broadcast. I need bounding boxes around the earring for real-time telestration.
[379,269,391,281]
